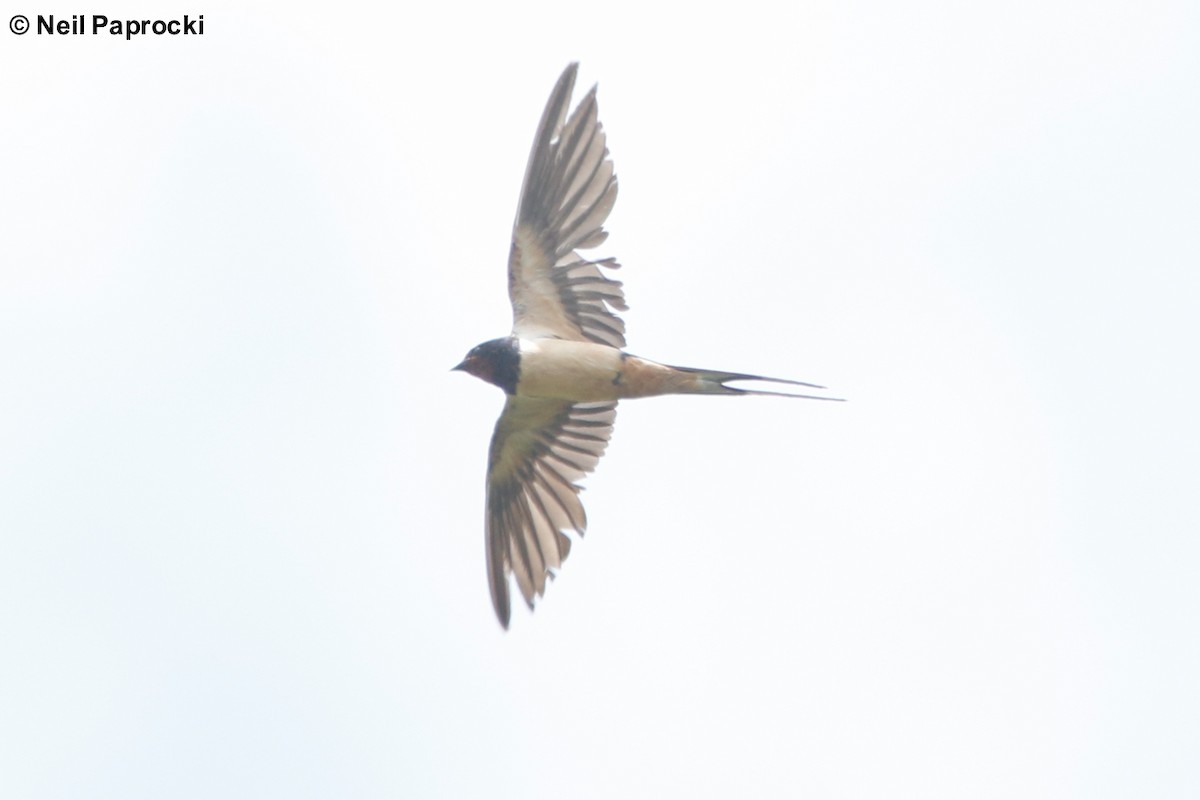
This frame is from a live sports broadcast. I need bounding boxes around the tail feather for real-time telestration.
[668,365,845,400]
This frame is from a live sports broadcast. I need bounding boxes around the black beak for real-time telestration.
[451,360,468,372]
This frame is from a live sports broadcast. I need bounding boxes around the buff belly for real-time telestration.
[515,338,699,401]
[515,338,625,401]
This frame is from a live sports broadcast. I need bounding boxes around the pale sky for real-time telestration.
[2,1,1198,797]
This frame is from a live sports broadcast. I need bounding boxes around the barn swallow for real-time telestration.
[455,63,840,628]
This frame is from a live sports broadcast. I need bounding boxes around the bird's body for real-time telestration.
[515,337,628,401]
[467,335,824,401]
[455,63,839,627]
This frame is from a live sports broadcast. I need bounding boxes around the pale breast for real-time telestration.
[515,338,625,402]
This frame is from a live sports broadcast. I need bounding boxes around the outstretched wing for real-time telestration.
[508,63,628,348]
[485,395,618,627]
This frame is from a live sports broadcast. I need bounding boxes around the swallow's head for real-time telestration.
[452,337,520,394]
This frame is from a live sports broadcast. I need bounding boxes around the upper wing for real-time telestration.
[508,63,628,348]
[485,395,618,628]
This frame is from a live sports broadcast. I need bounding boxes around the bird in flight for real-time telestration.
[454,63,840,628]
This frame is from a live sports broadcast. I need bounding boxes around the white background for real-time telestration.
[2,1,1197,797]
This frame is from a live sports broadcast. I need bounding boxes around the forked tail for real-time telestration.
[669,365,844,400]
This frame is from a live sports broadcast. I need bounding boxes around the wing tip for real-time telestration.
[491,586,512,630]
[556,62,580,98]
